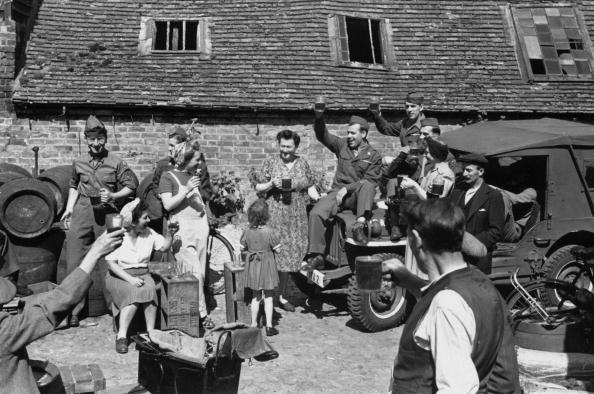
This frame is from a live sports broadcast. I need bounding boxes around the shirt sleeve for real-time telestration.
[68,161,79,189]
[150,228,166,251]
[116,160,138,191]
[0,268,91,353]
[313,118,342,155]
[240,230,247,251]
[414,289,479,394]
[268,228,281,250]
[373,114,402,137]
[158,172,174,195]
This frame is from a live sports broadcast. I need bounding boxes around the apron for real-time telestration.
[167,171,210,317]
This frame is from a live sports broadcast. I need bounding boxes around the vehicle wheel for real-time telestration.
[512,316,594,353]
[542,245,593,307]
[347,253,410,332]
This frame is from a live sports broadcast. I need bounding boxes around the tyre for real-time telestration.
[513,316,594,353]
[347,253,409,332]
[206,233,235,295]
[542,245,593,307]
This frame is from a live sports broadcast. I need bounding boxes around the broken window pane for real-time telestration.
[344,16,383,65]
[154,21,167,50]
[530,59,546,74]
[185,21,198,50]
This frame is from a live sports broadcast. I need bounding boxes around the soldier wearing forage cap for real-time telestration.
[0,231,124,393]
[60,115,138,327]
[449,153,505,274]
[370,92,426,147]
[304,103,382,271]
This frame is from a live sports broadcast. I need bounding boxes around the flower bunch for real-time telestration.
[209,171,245,224]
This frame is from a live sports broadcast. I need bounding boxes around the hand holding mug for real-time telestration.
[400,177,416,189]
[271,177,283,189]
[99,188,112,203]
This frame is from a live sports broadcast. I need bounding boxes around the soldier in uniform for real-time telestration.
[61,115,138,327]
[370,92,426,148]
[304,103,382,270]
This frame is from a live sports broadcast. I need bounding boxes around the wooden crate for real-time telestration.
[58,363,105,393]
[157,274,200,336]
[224,262,251,325]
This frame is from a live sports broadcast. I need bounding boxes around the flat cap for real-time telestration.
[0,277,16,305]
[84,115,107,136]
[405,92,424,105]
[349,115,369,131]
[169,127,188,141]
[420,117,439,128]
[458,153,488,166]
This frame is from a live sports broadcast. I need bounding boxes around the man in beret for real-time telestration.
[305,103,382,269]
[370,92,426,147]
[449,153,505,274]
[0,230,124,394]
[60,115,138,327]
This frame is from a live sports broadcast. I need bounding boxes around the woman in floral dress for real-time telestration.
[255,130,319,312]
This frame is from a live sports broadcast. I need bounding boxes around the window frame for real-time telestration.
[138,16,211,58]
[509,4,594,82]
[328,13,394,71]
[152,19,201,53]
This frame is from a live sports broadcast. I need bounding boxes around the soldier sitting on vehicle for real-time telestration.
[303,99,382,271]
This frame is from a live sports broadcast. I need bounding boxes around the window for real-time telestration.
[510,5,594,81]
[138,17,211,58]
[328,14,394,70]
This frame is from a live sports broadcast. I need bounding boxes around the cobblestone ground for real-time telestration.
[28,295,401,393]
[27,224,402,393]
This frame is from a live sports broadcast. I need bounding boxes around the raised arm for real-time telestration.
[313,102,341,154]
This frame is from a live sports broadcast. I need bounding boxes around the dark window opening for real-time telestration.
[153,20,200,52]
[344,16,383,65]
[511,6,594,80]
[585,163,594,189]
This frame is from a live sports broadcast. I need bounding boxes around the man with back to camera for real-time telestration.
[0,229,125,393]
[383,199,520,393]
[449,153,505,274]
[304,99,382,270]
[60,115,138,327]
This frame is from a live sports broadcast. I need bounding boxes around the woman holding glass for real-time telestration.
[158,139,214,328]
[105,199,172,353]
[255,129,319,312]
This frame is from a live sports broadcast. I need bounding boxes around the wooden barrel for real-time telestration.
[0,178,57,239]
[14,243,57,286]
[38,165,72,218]
[0,163,32,187]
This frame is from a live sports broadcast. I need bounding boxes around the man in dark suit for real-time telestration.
[449,154,505,274]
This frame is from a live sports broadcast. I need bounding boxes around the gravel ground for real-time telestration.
[27,224,402,393]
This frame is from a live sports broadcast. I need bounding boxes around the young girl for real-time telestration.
[240,199,281,336]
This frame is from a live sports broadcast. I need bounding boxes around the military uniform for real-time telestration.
[307,117,382,255]
[64,117,137,317]
[373,113,425,147]
[0,268,91,393]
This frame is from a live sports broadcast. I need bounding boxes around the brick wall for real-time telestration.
[0,13,15,114]
[0,110,466,204]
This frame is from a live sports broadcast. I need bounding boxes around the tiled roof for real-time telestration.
[12,0,594,113]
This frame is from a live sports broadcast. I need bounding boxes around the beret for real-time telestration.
[420,117,439,128]
[0,277,16,305]
[349,115,369,131]
[84,115,107,136]
[458,153,488,166]
[406,92,424,105]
